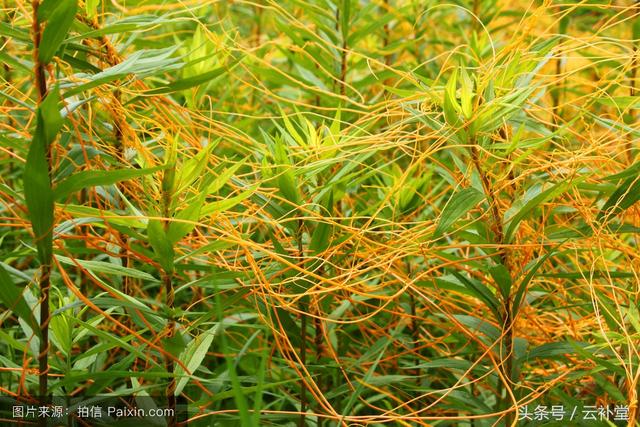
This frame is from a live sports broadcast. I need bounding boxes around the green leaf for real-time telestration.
[443,68,462,127]
[167,193,206,245]
[38,0,63,22]
[459,67,474,119]
[518,341,586,364]
[54,166,165,200]
[340,323,404,420]
[598,176,640,223]
[452,314,503,342]
[451,272,502,321]
[55,255,160,282]
[24,90,63,265]
[206,160,244,195]
[173,142,216,194]
[603,161,640,182]
[63,47,182,97]
[489,264,511,300]
[69,15,167,41]
[596,96,640,110]
[512,251,554,314]
[432,188,484,238]
[0,264,40,335]
[504,180,573,242]
[144,61,238,95]
[0,22,31,42]
[200,188,255,216]
[340,0,351,40]
[85,0,99,18]
[39,0,78,64]
[162,332,187,358]
[309,190,333,253]
[147,220,174,273]
[272,142,301,207]
[39,87,64,142]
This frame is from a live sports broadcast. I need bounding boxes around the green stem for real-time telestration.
[628,4,638,162]
[163,271,177,427]
[297,220,307,427]
[161,170,176,427]
[383,0,390,67]
[31,2,51,421]
[470,144,515,425]
[335,4,347,98]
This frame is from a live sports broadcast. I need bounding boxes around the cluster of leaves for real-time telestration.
[1,0,639,426]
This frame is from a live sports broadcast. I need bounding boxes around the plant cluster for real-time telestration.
[0,0,639,426]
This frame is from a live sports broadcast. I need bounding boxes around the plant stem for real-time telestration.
[32,1,47,102]
[628,3,639,163]
[470,143,515,425]
[161,171,176,427]
[297,220,307,427]
[299,308,307,427]
[335,4,347,98]
[31,1,51,419]
[339,37,347,99]
[383,0,390,68]
[163,271,177,427]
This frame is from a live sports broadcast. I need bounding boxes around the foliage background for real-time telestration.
[1,0,639,425]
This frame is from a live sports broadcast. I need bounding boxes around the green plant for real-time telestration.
[0,1,639,426]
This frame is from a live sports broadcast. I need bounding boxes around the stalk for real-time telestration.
[339,32,347,98]
[31,1,51,417]
[628,1,639,163]
[163,271,177,427]
[253,1,262,48]
[2,0,16,176]
[297,220,308,427]
[335,2,348,98]
[404,260,420,383]
[313,265,326,427]
[383,0,390,67]
[470,144,515,425]
[161,168,177,427]
[471,0,480,32]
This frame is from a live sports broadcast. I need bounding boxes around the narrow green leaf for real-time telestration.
[85,0,99,18]
[147,220,174,273]
[0,22,31,42]
[63,47,182,97]
[504,180,572,242]
[518,341,586,364]
[200,188,255,216]
[54,166,165,200]
[39,0,78,64]
[598,176,640,223]
[24,90,63,265]
[340,324,405,422]
[206,160,244,195]
[174,142,216,194]
[174,325,218,395]
[167,193,206,245]
[443,68,461,126]
[512,251,554,314]
[459,67,474,119]
[433,188,484,238]
[309,190,333,253]
[341,0,351,40]
[452,272,502,321]
[489,264,511,300]
[144,61,238,95]
[0,264,40,335]
[56,255,160,282]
